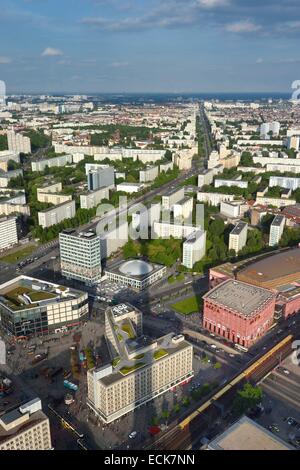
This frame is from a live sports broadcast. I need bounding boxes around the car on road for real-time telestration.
[287,417,298,427]
[129,431,137,439]
[229,353,235,358]
[210,344,217,349]
[268,424,280,434]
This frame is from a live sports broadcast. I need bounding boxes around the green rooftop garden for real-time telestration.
[112,357,121,368]
[153,349,168,360]
[133,354,145,360]
[121,322,136,339]
[27,291,57,302]
[120,362,145,375]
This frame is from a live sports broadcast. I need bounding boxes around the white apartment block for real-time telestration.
[162,187,185,210]
[153,221,199,239]
[269,215,285,247]
[198,169,214,188]
[159,161,174,173]
[220,200,247,219]
[131,202,161,233]
[0,169,23,188]
[215,178,248,189]
[253,156,300,167]
[80,186,109,209]
[99,221,128,259]
[59,230,102,285]
[7,131,31,154]
[38,200,76,228]
[197,192,235,207]
[173,197,194,222]
[0,216,18,251]
[229,221,248,254]
[269,176,300,191]
[182,229,206,269]
[0,150,20,172]
[266,163,300,174]
[37,192,72,205]
[31,154,73,172]
[255,196,296,208]
[87,304,193,423]
[0,399,52,451]
[139,166,159,183]
[116,182,144,194]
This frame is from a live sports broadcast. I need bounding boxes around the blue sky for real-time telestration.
[1,0,300,93]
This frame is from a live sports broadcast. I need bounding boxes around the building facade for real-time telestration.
[182,229,206,269]
[7,131,31,154]
[59,230,102,286]
[229,221,248,254]
[269,215,285,247]
[0,216,18,251]
[38,200,76,228]
[203,280,276,348]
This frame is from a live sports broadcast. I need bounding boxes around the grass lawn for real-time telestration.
[168,273,185,284]
[28,291,57,302]
[171,295,202,315]
[121,322,136,339]
[0,245,36,264]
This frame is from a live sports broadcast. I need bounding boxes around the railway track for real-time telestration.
[148,335,294,450]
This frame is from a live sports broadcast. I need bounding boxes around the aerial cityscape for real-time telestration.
[0,0,300,458]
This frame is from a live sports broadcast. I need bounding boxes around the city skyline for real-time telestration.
[1,0,300,93]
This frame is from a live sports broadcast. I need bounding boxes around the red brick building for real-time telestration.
[203,280,276,348]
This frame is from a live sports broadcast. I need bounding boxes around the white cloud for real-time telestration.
[41,47,63,57]
[110,61,129,68]
[0,56,12,64]
[226,20,261,33]
[197,0,229,8]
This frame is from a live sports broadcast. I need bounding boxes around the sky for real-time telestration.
[1,0,300,94]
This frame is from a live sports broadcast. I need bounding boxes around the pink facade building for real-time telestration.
[203,280,276,348]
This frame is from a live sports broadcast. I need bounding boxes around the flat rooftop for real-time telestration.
[0,275,84,312]
[61,229,98,240]
[0,409,47,444]
[271,215,285,227]
[230,221,247,236]
[204,279,274,317]
[208,416,294,450]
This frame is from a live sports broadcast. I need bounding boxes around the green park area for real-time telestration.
[0,245,37,264]
[171,295,202,315]
[167,273,185,284]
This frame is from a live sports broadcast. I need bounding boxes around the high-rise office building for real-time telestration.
[59,229,102,286]
[86,164,114,191]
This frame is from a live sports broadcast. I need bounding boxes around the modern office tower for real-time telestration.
[0,216,18,251]
[31,154,73,172]
[59,229,102,286]
[86,164,114,191]
[139,166,159,183]
[38,200,76,228]
[269,215,285,247]
[182,229,206,269]
[203,280,276,348]
[87,303,193,423]
[0,275,88,336]
[161,187,185,210]
[0,398,52,450]
[7,131,31,154]
[0,80,6,106]
[228,221,248,254]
